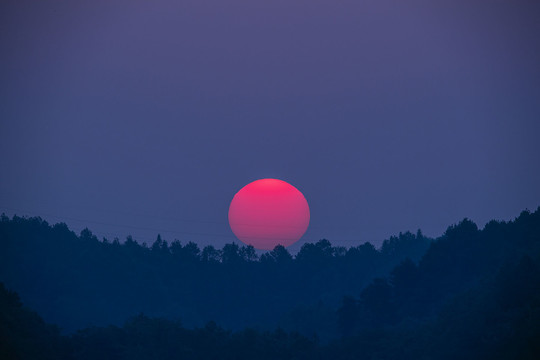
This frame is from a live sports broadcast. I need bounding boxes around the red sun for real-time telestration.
[228,179,310,250]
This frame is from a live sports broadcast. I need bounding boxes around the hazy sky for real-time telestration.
[1,0,539,251]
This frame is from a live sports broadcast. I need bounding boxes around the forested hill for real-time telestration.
[1,208,539,360]
[0,213,430,335]
[336,208,540,335]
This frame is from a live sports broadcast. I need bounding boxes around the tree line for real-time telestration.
[0,213,430,336]
[1,208,540,359]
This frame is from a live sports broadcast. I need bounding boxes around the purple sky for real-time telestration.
[1,0,539,251]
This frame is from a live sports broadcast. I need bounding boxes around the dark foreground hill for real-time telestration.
[1,208,539,359]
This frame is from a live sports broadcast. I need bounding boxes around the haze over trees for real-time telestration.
[1,208,540,359]
[0,214,430,334]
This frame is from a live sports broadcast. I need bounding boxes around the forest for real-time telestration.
[1,208,539,359]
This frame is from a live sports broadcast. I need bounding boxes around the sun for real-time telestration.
[228,179,310,250]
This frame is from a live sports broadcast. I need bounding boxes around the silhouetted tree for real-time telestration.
[201,245,221,263]
[262,245,293,264]
[170,241,200,264]
[151,234,169,253]
[239,245,258,262]
[296,239,333,265]
[221,243,241,265]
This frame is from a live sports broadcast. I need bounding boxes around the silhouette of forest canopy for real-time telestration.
[0,213,431,335]
[1,208,540,359]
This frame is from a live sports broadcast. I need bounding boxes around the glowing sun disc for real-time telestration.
[228,178,310,250]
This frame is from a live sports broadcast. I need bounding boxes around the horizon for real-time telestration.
[2,205,537,254]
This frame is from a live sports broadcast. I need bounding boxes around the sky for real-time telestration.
[1,0,539,251]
